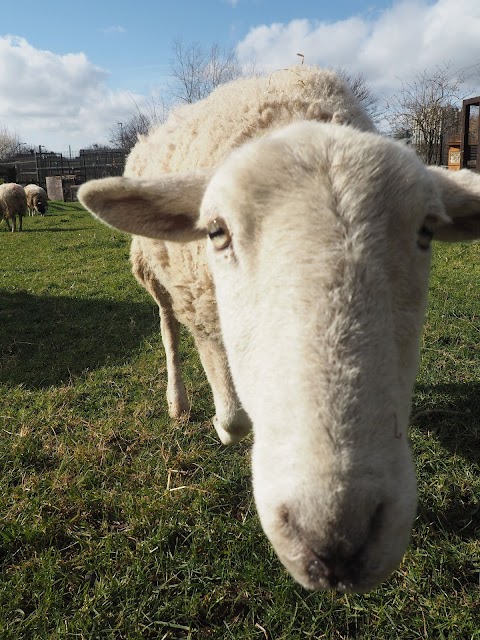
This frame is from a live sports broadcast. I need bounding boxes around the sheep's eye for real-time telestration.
[417,223,434,250]
[207,218,231,251]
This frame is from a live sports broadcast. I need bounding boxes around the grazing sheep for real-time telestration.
[0,182,26,232]
[24,184,48,216]
[78,66,480,594]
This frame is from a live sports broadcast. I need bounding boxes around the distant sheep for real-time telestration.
[79,66,480,594]
[0,183,26,232]
[25,184,48,216]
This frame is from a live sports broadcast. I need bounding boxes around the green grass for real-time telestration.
[1,203,479,639]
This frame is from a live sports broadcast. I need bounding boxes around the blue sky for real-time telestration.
[1,1,385,95]
[1,0,479,152]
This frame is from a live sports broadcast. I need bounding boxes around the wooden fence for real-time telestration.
[0,148,126,199]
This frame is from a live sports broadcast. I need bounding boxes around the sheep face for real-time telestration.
[34,197,46,215]
[200,122,440,591]
[78,120,480,593]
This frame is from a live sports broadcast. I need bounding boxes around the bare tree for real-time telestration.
[337,68,383,124]
[108,40,243,153]
[385,62,477,165]
[168,38,242,104]
[0,126,23,159]
[109,98,168,153]
[81,143,116,152]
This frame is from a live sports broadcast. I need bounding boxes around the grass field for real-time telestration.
[0,203,479,639]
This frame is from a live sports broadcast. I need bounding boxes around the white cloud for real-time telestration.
[100,25,127,35]
[237,17,369,71]
[236,0,480,97]
[0,36,145,152]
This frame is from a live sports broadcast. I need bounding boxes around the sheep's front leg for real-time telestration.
[132,251,189,419]
[195,336,252,445]
[158,303,189,419]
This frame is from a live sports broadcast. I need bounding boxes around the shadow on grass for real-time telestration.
[20,228,93,233]
[412,382,479,540]
[418,499,480,542]
[0,289,159,388]
[413,382,480,463]
[49,202,83,210]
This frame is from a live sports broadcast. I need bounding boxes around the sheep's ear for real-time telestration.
[78,170,213,242]
[428,167,480,241]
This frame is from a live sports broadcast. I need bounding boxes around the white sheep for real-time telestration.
[78,66,480,594]
[0,182,27,232]
[24,184,48,216]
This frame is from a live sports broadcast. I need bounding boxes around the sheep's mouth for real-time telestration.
[273,502,393,592]
[278,538,389,593]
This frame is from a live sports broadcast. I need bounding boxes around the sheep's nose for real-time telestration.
[307,552,356,591]
[279,502,385,591]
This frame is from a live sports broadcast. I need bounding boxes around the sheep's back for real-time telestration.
[125,66,375,179]
[25,184,48,209]
[0,183,27,217]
